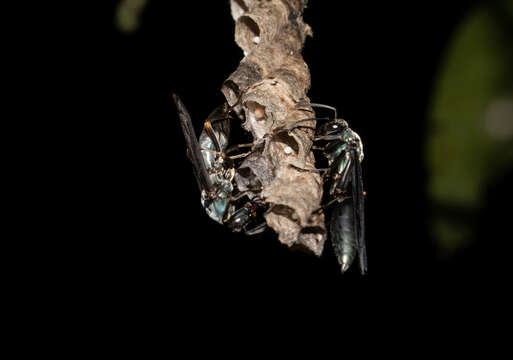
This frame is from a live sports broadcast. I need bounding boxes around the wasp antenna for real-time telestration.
[295,102,338,120]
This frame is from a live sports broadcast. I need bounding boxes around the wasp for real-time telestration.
[172,94,267,235]
[277,102,367,274]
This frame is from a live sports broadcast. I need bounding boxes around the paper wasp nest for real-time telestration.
[221,0,326,255]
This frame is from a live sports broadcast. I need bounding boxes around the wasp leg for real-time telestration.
[266,204,301,226]
[201,147,252,160]
[329,153,353,196]
[280,117,331,133]
[225,143,253,155]
[244,222,267,236]
[314,134,347,141]
[225,143,254,160]
[230,187,263,201]
[310,195,348,216]
[230,191,250,202]
[289,164,330,174]
[289,165,331,188]
[227,151,252,160]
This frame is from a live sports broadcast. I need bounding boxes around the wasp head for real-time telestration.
[317,119,348,137]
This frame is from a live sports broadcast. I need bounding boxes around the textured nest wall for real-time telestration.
[222,0,326,255]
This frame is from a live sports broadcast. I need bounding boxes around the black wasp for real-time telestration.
[278,102,368,274]
[172,93,267,235]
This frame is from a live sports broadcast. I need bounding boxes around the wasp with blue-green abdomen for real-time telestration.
[276,102,368,274]
[172,93,267,235]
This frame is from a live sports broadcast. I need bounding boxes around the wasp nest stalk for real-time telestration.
[222,0,326,255]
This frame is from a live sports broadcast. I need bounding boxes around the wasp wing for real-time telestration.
[172,94,213,194]
[351,150,367,275]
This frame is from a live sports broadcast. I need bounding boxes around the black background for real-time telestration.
[85,0,512,317]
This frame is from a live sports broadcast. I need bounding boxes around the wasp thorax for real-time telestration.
[344,128,364,162]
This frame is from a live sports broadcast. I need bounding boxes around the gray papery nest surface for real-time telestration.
[222,0,326,255]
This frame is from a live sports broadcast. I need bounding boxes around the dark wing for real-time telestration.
[351,150,367,275]
[172,94,213,193]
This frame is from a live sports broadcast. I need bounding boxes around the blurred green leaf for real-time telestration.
[115,0,149,34]
[427,1,513,256]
